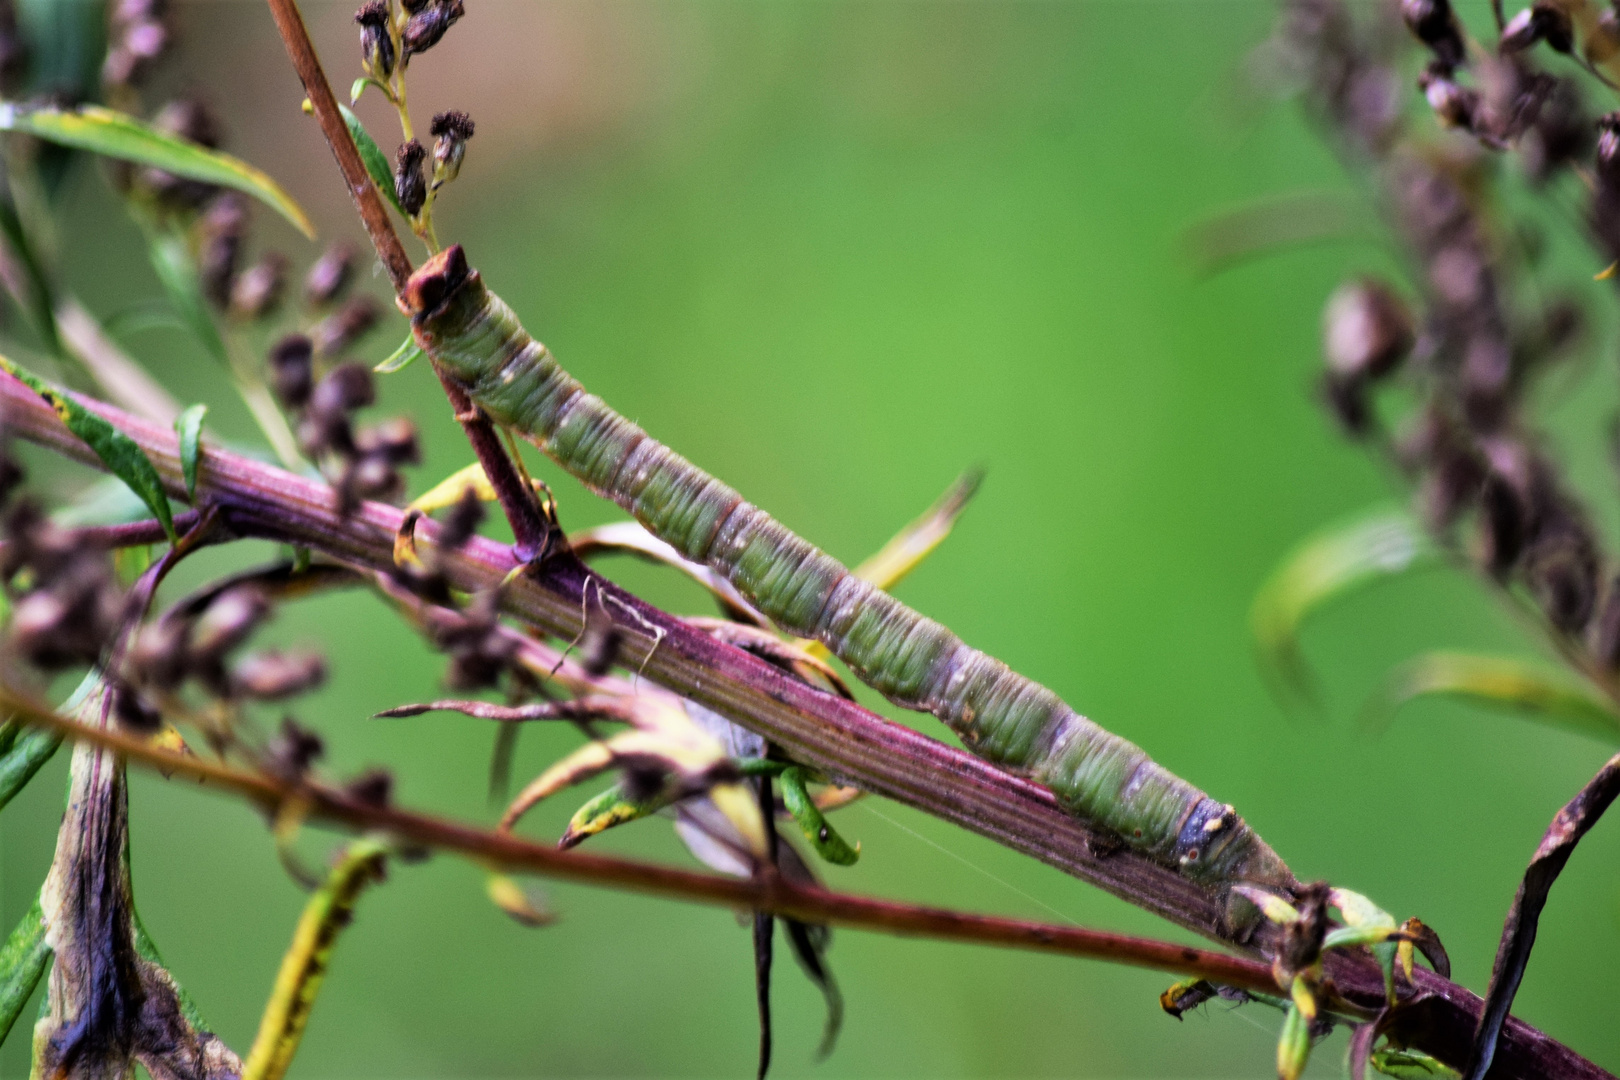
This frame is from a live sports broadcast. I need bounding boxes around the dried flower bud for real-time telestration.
[429,110,474,186]
[394,139,428,217]
[346,768,393,807]
[1419,66,1479,130]
[1320,371,1371,438]
[355,1,394,82]
[313,362,376,414]
[402,0,463,58]
[438,485,485,549]
[268,334,315,409]
[1524,512,1599,633]
[1323,279,1414,381]
[189,586,270,661]
[303,242,356,308]
[1478,472,1528,575]
[266,717,325,780]
[357,416,420,466]
[198,194,248,310]
[0,0,26,97]
[401,0,431,12]
[580,620,623,678]
[1401,0,1465,68]
[113,686,162,733]
[1501,4,1573,53]
[229,252,289,322]
[232,649,327,700]
[313,296,382,356]
[128,618,191,691]
[153,97,221,148]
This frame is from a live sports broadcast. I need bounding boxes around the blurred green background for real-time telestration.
[5,0,1620,1076]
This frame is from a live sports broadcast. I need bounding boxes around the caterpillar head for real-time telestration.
[403,243,475,323]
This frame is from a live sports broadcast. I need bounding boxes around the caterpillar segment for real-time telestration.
[405,245,1294,915]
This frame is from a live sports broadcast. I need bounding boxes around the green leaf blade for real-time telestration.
[1251,506,1437,709]
[0,103,313,237]
[338,105,403,216]
[0,897,49,1047]
[374,335,423,374]
[174,403,207,502]
[0,356,174,542]
[1364,651,1620,744]
[0,724,60,813]
[144,228,227,367]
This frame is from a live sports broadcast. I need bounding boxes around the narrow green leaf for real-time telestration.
[374,335,423,374]
[1251,507,1437,709]
[1277,999,1311,1080]
[1370,1048,1460,1078]
[779,766,859,866]
[0,897,49,1047]
[0,725,60,813]
[1364,651,1620,744]
[0,103,314,237]
[338,105,403,216]
[0,355,174,542]
[559,782,669,848]
[0,193,60,357]
[174,403,207,503]
[144,227,227,366]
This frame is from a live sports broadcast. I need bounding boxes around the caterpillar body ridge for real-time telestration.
[405,246,1293,916]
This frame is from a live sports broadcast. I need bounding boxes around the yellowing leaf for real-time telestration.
[1252,507,1436,708]
[0,103,313,237]
[1365,651,1620,744]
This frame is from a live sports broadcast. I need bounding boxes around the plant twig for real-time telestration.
[261,0,551,558]
[0,684,1282,996]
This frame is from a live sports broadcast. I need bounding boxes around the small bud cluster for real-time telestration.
[1274,0,1620,662]
[120,582,327,733]
[1,496,125,673]
[103,0,171,93]
[429,110,474,190]
[275,356,419,514]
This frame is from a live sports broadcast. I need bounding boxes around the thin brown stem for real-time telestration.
[261,0,552,558]
[0,685,1282,996]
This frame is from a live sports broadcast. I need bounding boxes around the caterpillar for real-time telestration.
[405,245,1293,904]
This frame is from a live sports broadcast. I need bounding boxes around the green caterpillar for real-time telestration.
[405,245,1292,903]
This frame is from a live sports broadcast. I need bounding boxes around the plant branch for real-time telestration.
[0,685,1283,997]
[262,0,551,557]
[0,376,1609,1080]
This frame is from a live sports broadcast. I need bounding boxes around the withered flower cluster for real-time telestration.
[271,349,419,513]
[0,472,124,673]
[121,578,327,735]
[1270,0,1620,661]
[103,0,170,94]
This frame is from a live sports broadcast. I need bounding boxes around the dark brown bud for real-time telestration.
[268,334,315,409]
[1419,66,1479,130]
[303,243,357,308]
[198,194,248,310]
[345,768,393,807]
[1278,882,1331,979]
[232,649,327,700]
[313,296,382,357]
[114,686,163,733]
[357,416,420,466]
[313,362,376,414]
[1524,511,1599,633]
[128,618,191,691]
[1478,472,1528,575]
[438,485,485,549]
[401,0,431,12]
[350,454,402,501]
[153,97,221,148]
[1502,4,1573,53]
[429,110,474,186]
[1598,113,1620,190]
[1594,576,1620,671]
[266,717,325,780]
[1320,371,1371,438]
[1402,0,1465,67]
[229,252,289,321]
[355,1,394,81]
[402,0,463,58]
[189,586,270,661]
[393,139,428,216]
[1323,279,1414,381]
[580,621,623,678]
